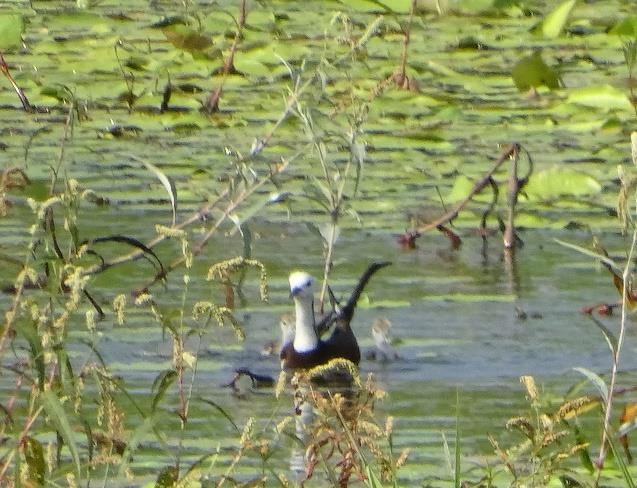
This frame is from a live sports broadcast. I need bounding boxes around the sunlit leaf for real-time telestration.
[446,174,474,203]
[567,85,633,111]
[524,167,601,201]
[0,14,23,50]
[540,0,577,38]
[135,157,178,226]
[610,16,637,37]
[376,0,413,13]
[573,367,608,403]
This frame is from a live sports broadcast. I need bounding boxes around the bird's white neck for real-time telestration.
[293,295,318,352]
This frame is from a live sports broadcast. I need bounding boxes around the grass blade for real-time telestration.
[41,390,81,478]
[573,367,608,404]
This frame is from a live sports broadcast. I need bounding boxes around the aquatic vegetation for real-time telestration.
[2,0,637,486]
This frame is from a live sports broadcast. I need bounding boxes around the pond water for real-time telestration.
[2,0,637,485]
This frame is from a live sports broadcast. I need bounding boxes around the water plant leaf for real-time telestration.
[163,25,215,57]
[41,390,81,478]
[524,167,601,201]
[376,0,412,13]
[92,235,165,274]
[155,465,178,487]
[587,315,618,356]
[0,14,23,50]
[540,0,577,38]
[24,436,45,485]
[200,398,240,433]
[610,16,637,37]
[573,367,608,404]
[151,369,177,413]
[17,321,45,390]
[118,416,158,477]
[511,51,561,91]
[566,85,633,111]
[446,175,475,203]
[135,156,178,226]
[554,239,622,275]
[606,430,637,488]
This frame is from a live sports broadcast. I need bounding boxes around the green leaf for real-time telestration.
[524,166,601,201]
[24,436,45,485]
[118,416,158,477]
[566,85,633,111]
[587,315,618,356]
[151,369,177,413]
[541,0,577,38]
[155,465,179,487]
[163,25,217,59]
[610,16,637,37]
[446,174,474,203]
[0,14,23,50]
[133,156,178,226]
[41,390,81,478]
[573,367,608,404]
[376,0,413,13]
[511,51,561,91]
[554,238,623,274]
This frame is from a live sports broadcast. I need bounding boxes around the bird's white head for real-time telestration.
[288,271,317,352]
[288,271,315,299]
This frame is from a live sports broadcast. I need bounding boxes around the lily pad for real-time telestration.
[540,0,577,38]
[566,85,633,111]
[0,13,23,50]
[524,166,602,201]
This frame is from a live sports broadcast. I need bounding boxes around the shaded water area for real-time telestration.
[2,0,637,485]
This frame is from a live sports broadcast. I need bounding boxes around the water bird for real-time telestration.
[365,318,399,361]
[280,262,391,371]
[261,312,295,357]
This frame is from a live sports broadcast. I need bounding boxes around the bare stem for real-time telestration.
[596,226,637,471]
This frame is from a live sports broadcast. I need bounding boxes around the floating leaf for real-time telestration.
[524,166,601,201]
[540,0,577,38]
[0,14,23,50]
[163,25,216,59]
[446,174,474,203]
[511,51,561,91]
[610,16,637,37]
[567,85,633,111]
[376,0,413,13]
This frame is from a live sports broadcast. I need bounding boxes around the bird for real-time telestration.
[365,318,399,361]
[280,262,391,371]
[260,312,295,357]
[279,271,329,370]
